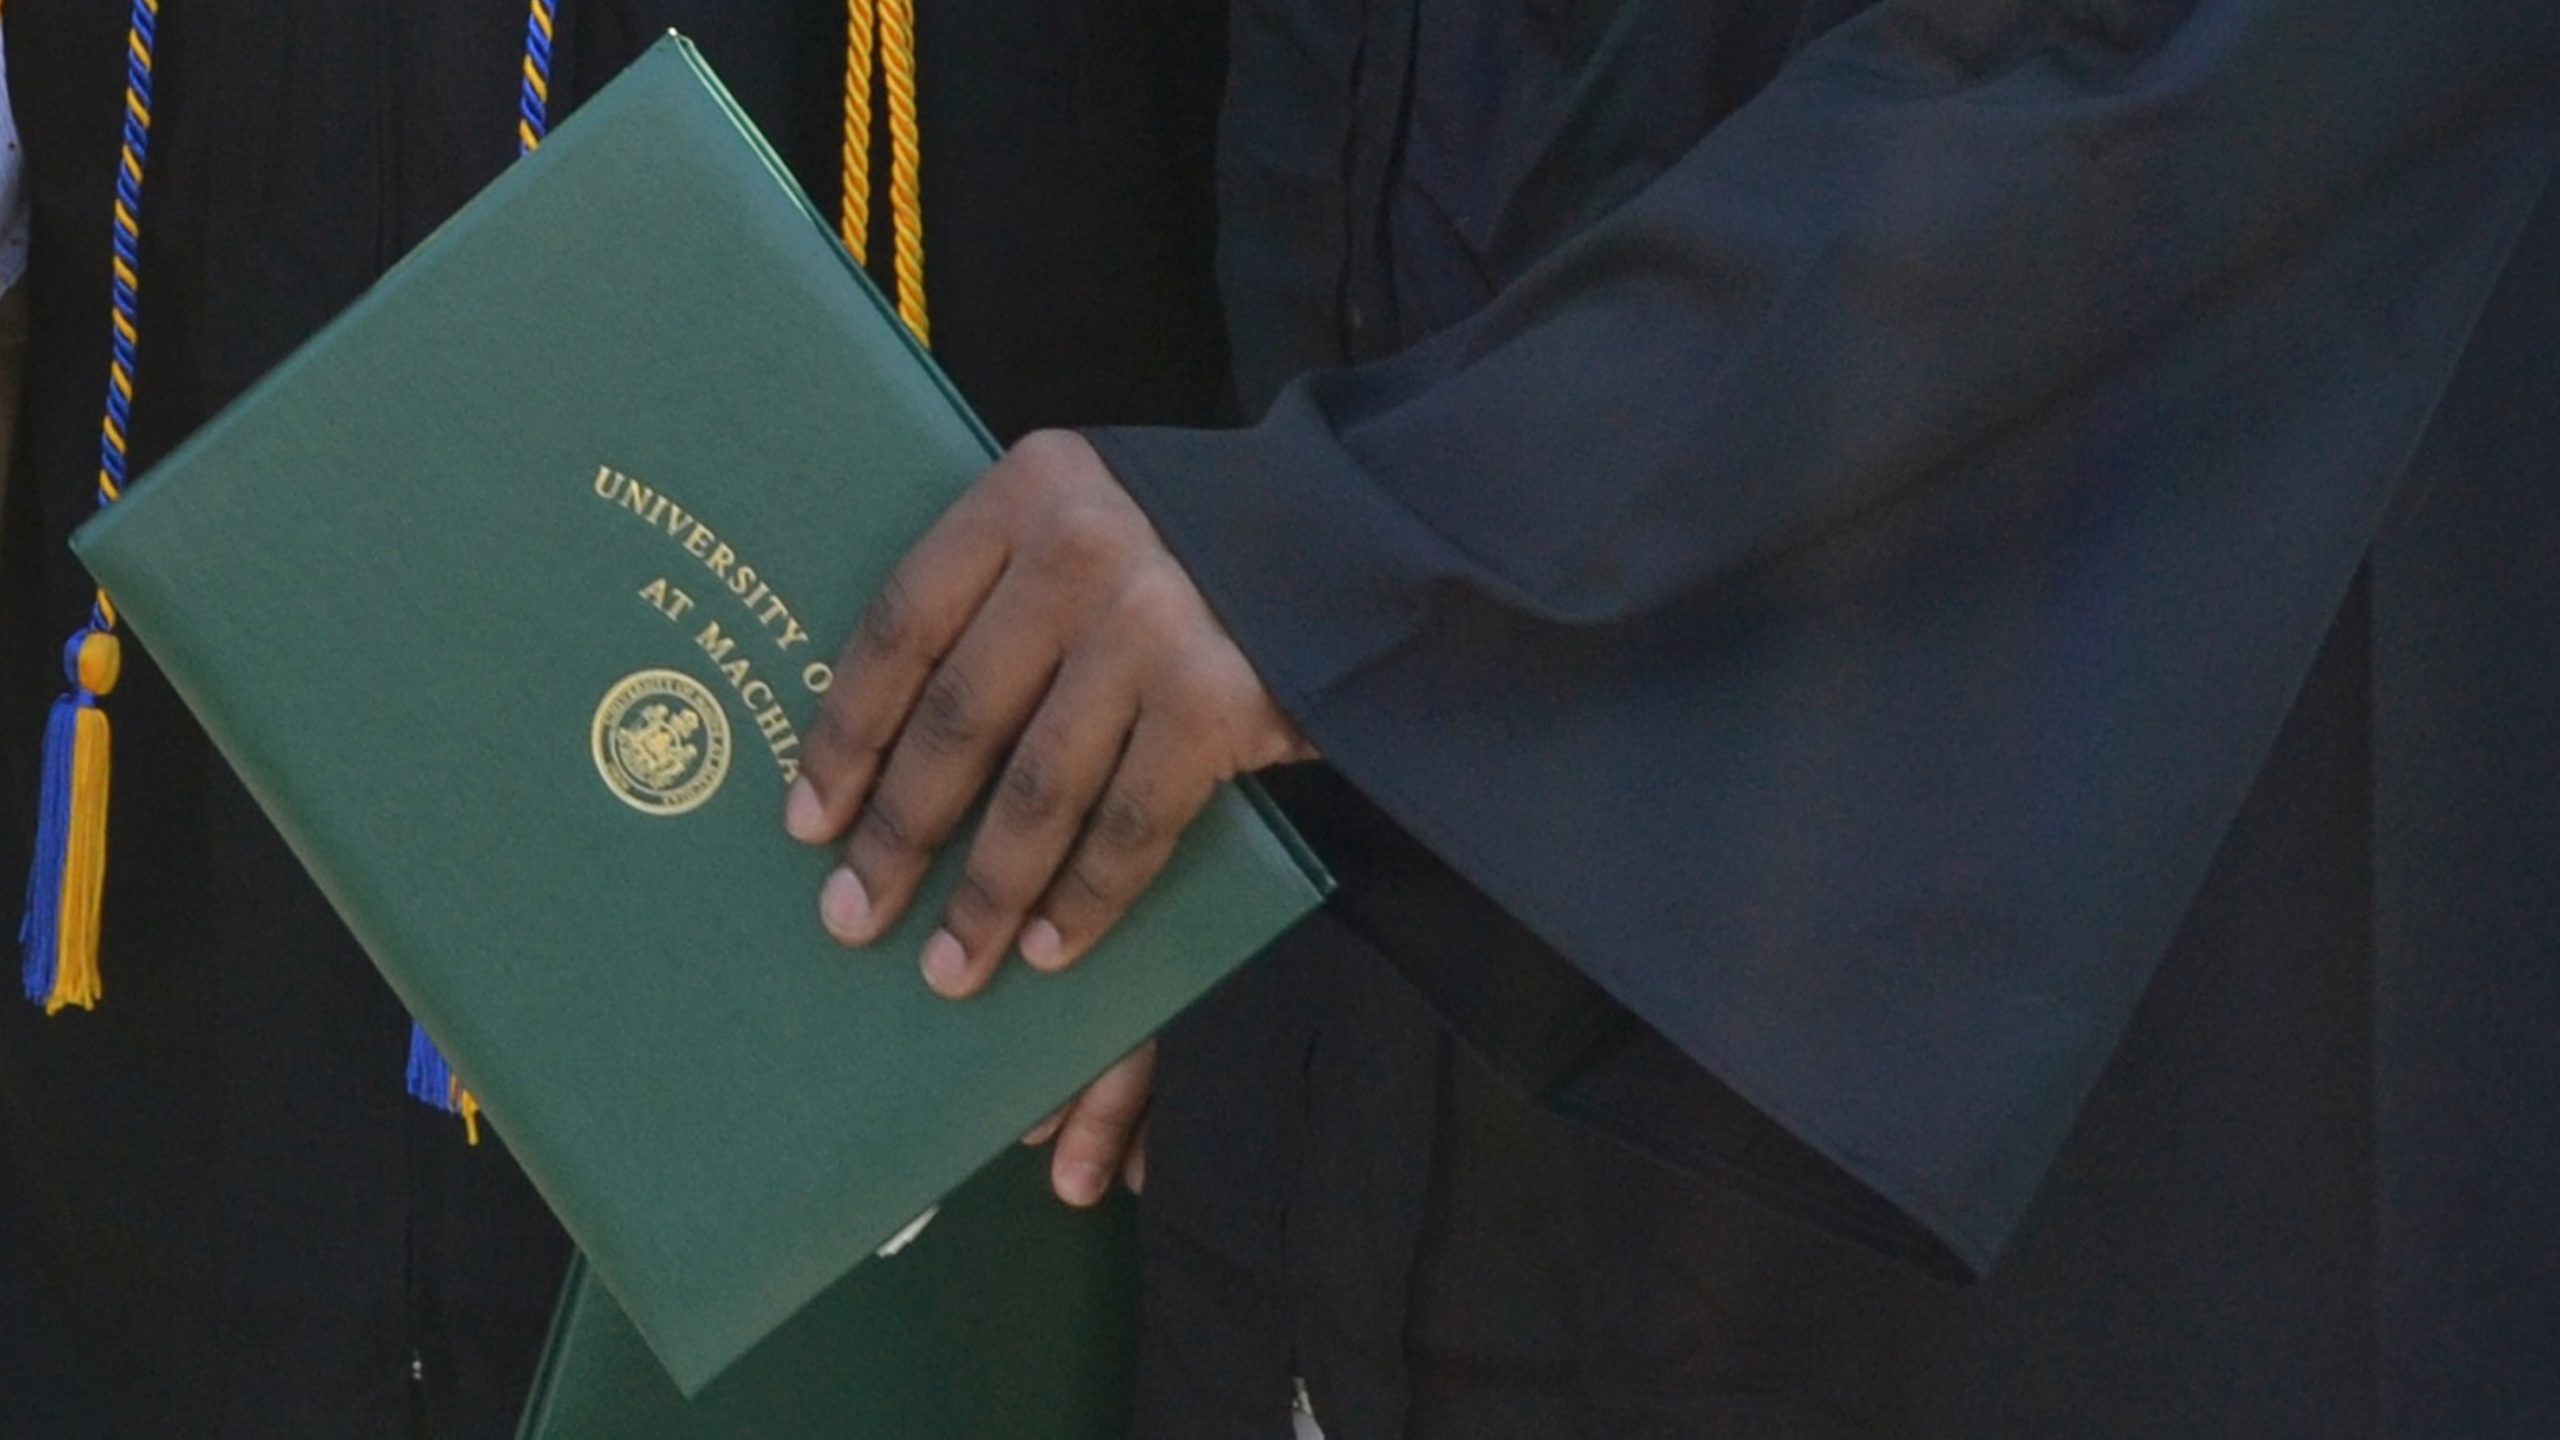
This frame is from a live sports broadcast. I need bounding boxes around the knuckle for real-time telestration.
[854,796,919,856]
[1112,570,1197,637]
[1091,788,1161,855]
[996,749,1063,829]
[805,698,872,765]
[1111,572,1172,622]
[1011,428,1084,477]
[949,868,1019,928]
[1061,857,1123,912]
[855,574,918,660]
[1038,504,1125,581]
[911,667,981,753]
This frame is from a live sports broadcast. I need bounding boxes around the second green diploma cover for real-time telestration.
[71,37,1323,1396]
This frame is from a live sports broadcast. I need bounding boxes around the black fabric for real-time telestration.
[2369,177,2560,1440]
[1117,0,2560,1436]
[0,3,1231,1436]
[1143,590,2381,1438]
[1097,0,2560,1270]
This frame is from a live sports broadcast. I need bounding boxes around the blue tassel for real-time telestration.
[20,696,80,1007]
[406,1020,461,1114]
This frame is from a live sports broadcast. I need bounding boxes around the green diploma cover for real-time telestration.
[520,1147,1148,1439]
[72,34,1323,1413]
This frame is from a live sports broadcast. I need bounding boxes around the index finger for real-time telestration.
[786,502,1008,845]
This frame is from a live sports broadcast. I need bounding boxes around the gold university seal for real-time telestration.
[592,669,733,816]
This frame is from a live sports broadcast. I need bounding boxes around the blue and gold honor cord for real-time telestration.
[517,0,555,153]
[19,0,157,1016]
[25,0,929,1145]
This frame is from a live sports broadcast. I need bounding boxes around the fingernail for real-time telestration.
[1019,919,1065,971]
[820,868,872,943]
[1058,1161,1107,1206]
[784,779,828,843]
[921,930,970,994]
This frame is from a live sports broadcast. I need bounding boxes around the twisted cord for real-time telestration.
[876,0,927,343]
[839,0,876,264]
[518,0,556,154]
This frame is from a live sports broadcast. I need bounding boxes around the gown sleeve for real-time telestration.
[1088,0,2560,1272]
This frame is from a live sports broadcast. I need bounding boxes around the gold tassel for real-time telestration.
[46,633,119,1014]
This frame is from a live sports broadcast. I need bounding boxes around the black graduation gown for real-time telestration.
[0,3,1229,1436]
[1098,2,2560,1436]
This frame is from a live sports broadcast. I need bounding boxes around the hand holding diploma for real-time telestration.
[788,430,1314,1203]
